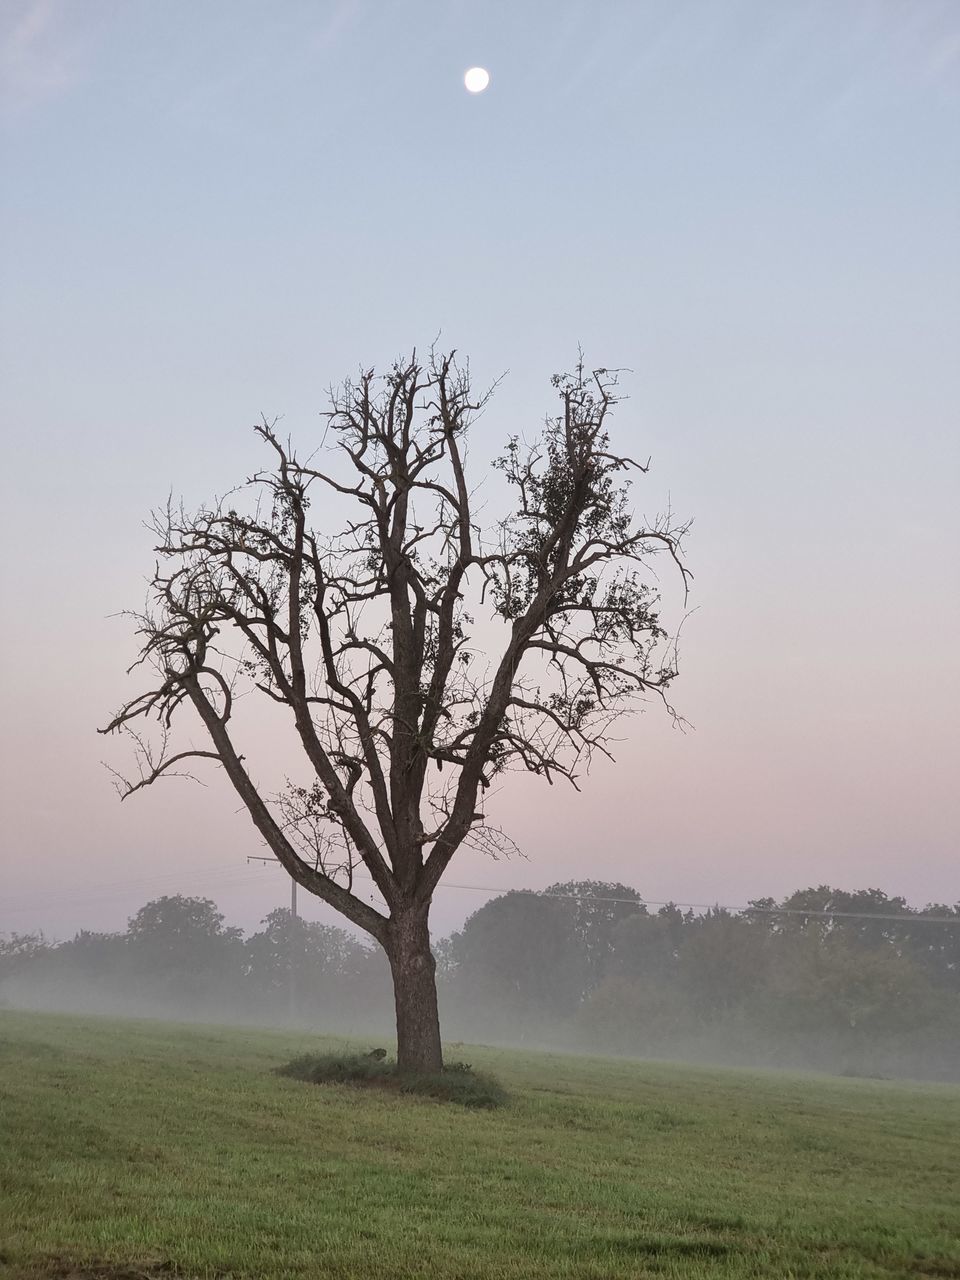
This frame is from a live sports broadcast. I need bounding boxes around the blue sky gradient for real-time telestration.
[1,0,958,940]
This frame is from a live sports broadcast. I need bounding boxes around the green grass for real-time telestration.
[1,1011,958,1279]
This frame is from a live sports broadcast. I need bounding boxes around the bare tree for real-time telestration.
[101,351,690,1071]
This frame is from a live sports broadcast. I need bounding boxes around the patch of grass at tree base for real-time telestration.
[276,1051,509,1108]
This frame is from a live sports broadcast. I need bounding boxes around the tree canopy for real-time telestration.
[102,352,689,1069]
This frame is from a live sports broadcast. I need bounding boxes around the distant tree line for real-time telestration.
[0,896,393,1031]
[2,883,958,1081]
[441,882,960,1081]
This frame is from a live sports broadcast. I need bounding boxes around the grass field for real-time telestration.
[1,1011,958,1279]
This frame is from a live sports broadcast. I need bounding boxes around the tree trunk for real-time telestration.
[387,907,443,1073]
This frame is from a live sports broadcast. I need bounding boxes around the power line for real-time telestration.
[442,883,960,924]
[246,861,960,926]
[430,881,960,925]
[4,859,956,927]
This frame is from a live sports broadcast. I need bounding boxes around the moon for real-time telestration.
[464,66,490,94]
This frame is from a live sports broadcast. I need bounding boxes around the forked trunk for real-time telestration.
[387,906,443,1074]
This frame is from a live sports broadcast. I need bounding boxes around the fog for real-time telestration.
[4,883,958,1085]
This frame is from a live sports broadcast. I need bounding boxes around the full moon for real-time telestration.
[464,66,490,94]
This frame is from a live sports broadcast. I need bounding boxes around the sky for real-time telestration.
[1,0,958,945]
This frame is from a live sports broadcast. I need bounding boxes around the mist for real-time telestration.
[4,881,957,1085]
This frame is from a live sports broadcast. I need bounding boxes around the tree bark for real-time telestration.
[387,906,443,1073]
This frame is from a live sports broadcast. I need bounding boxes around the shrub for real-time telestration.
[276,1052,507,1108]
